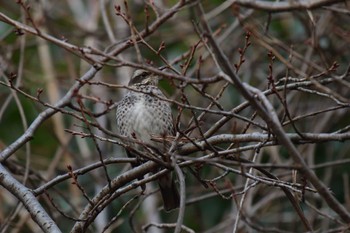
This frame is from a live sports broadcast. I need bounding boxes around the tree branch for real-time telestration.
[0,164,61,233]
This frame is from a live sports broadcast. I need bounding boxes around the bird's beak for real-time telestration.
[149,74,160,85]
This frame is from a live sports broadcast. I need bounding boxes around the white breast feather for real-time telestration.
[129,99,154,144]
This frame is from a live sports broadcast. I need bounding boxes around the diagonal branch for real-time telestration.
[232,0,344,12]
[0,66,100,162]
[0,164,61,233]
[195,1,350,226]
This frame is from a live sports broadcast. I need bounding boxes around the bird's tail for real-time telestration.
[158,173,180,212]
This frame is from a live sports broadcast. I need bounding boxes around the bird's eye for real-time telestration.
[139,72,149,78]
[129,70,153,86]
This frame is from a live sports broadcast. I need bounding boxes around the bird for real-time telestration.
[115,69,180,211]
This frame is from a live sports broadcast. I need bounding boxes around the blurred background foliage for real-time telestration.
[0,0,350,232]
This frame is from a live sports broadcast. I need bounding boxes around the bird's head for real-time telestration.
[128,69,160,86]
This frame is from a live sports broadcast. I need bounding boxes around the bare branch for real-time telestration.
[0,164,61,233]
